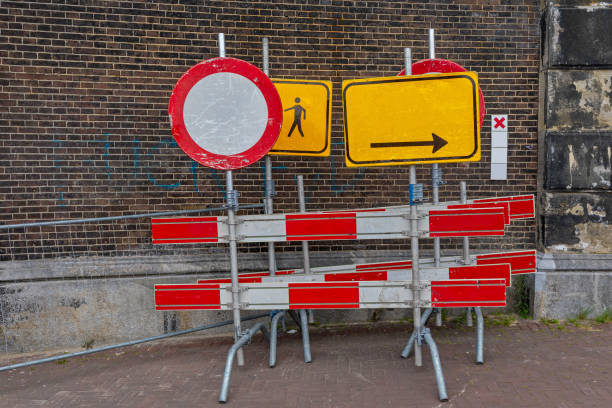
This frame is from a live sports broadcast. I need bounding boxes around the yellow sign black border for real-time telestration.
[269,80,331,155]
[343,74,479,166]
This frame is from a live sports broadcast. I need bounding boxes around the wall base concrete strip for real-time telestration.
[535,252,612,319]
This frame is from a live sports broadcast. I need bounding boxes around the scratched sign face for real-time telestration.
[169,57,282,170]
[342,72,481,167]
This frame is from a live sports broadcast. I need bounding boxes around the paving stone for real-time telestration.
[0,320,610,407]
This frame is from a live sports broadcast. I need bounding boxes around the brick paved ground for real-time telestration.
[1,318,610,408]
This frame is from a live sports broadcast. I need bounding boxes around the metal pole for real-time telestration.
[406,47,422,367]
[299,309,312,363]
[262,37,277,276]
[297,176,311,274]
[400,307,433,358]
[297,175,315,324]
[269,310,285,367]
[475,305,484,364]
[218,32,245,367]
[226,170,244,366]
[219,322,269,403]
[460,181,470,265]
[423,328,449,402]
[429,29,441,268]
[0,313,268,373]
[429,28,443,328]
[0,204,264,231]
[460,181,473,327]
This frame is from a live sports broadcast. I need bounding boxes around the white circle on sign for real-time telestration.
[182,72,268,156]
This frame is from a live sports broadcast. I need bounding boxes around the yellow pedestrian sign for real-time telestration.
[342,72,481,167]
[269,79,332,157]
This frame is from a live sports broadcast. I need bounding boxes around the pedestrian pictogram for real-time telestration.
[285,97,306,137]
[269,79,332,157]
[494,116,506,129]
[342,71,481,167]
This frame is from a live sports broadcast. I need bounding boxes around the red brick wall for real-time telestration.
[0,0,539,259]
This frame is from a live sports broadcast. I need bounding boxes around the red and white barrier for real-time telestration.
[155,278,507,311]
[195,250,536,286]
[151,195,533,245]
[198,263,512,287]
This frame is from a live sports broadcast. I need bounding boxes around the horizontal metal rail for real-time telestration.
[0,313,268,373]
[0,203,264,231]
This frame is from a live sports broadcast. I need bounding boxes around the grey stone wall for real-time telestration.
[536,1,611,318]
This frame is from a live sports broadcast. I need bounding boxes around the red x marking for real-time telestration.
[494,117,506,129]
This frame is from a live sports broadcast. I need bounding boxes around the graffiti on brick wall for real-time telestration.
[50,136,366,206]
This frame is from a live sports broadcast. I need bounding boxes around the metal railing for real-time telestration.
[0,204,264,368]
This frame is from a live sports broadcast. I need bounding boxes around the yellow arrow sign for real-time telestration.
[342,72,481,167]
[269,79,332,157]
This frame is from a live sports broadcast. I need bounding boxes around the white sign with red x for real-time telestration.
[490,114,508,180]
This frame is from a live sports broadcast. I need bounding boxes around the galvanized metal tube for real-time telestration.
[219,32,244,367]
[409,165,422,367]
[262,38,277,276]
[262,37,269,75]
[475,306,484,364]
[297,176,310,274]
[219,322,269,403]
[226,170,244,366]
[405,47,422,366]
[423,328,449,402]
[400,307,433,358]
[435,308,442,327]
[297,175,315,323]
[0,204,263,231]
[265,158,277,276]
[429,28,441,271]
[460,181,470,264]
[299,309,312,363]
[218,32,226,58]
[0,313,268,373]
[461,181,472,328]
[269,311,285,367]
[428,28,435,59]
[404,47,412,76]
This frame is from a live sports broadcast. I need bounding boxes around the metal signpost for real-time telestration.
[167,33,282,367]
[262,37,277,277]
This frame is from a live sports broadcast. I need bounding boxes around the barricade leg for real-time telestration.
[269,311,286,368]
[435,308,442,327]
[401,308,433,358]
[474,306,484,364]
[288,310,301,327]
[466,307,473,327]
[219,322,269,403]
[422,328,449,402]
[299,309,312,363]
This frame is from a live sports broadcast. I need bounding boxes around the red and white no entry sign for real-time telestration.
[399,58,486,128]
[168,57,283,170]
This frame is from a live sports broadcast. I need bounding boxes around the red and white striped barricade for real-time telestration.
[151,194,533,245]
[195,250,536,286]
[155,278,507,311]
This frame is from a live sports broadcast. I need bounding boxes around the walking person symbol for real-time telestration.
[285,97,306,137]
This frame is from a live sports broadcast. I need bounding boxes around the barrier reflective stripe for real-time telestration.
[155,278,506,310]
[151,217,220,244]
[197,250,535,284]
[428,207,506,237]
[473,195,535,219]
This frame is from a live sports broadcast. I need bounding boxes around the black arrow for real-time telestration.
[370,133,448,153]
